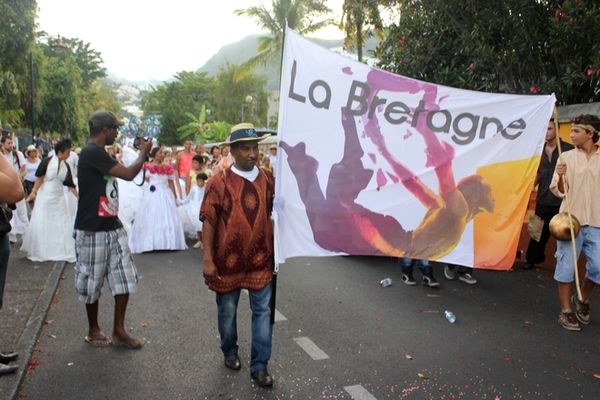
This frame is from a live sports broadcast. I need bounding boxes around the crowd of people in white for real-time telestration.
[0,132,279,262]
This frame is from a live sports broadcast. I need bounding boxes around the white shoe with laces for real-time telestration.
[193,241,203,249]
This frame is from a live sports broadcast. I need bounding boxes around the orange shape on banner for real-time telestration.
[473,156,540,270]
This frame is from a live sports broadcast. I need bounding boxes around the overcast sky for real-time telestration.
[36,0,344,82]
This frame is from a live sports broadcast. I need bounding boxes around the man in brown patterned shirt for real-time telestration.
[200,123,275,387]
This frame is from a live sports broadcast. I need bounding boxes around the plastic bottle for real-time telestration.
[444,310,456,323]
[379,278,393,287]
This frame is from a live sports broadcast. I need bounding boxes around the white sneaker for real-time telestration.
[193,241,203,249]
[8,234,17,244]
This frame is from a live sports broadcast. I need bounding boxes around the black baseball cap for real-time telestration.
[88,110,123,131]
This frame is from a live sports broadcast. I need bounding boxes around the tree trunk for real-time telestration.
[356,19,363,62]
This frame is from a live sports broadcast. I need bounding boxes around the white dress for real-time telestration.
[21,157,76,262]
[178,186,204,238]
[8,200,28,236]
[128,164,187,253]
[117,146,144,233]
[5,151,28,237]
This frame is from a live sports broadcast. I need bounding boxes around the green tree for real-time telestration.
[139,85,164,115]
[37,55,83,140]
[0,2,117,142]
[545,0,600,104]
[35,35,115,143]
[340,0,391,62]
[85,79,121,117]
[213,63,268,126]
[59,37,107,88]
[234,0,334,79]
[141,71,215,145]
[201,121,231,143]
[177,104,208,141]
[376,0,600,104]
[0,0,36,126]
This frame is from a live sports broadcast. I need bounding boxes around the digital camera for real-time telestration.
[133,135,149,150]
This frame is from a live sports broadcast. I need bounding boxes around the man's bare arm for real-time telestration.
[0,155,24,203]
[107,140,152,180]
[202,221,220,281]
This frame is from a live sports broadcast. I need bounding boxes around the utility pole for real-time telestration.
[30,52,35,142]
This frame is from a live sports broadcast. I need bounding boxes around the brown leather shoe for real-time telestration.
[251,369,273,387]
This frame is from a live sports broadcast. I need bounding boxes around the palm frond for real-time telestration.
[234,0,334,81]
[234,47,279,82]
[297,18,336,35]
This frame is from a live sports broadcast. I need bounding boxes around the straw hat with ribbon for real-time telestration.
[224,123,270,145]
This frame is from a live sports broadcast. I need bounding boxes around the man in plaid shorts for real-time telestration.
[74,110,152,349]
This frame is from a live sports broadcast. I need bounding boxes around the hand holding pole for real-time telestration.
[552,107,582,301]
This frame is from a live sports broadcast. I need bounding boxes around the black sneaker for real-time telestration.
[572,295,591,325]
[421,266,440,287]
[422,274,440,287]
[401,272,417,286]
[558,311,582,331]
[419,265,440,288]
[458,272,477,285]
[444,265,457,280]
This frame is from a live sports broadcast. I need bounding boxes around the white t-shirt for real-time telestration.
[24,159,40,181]
[66,152,79,178]
[231,165,259,182]
[268,154,277,176]
[4,150,25,172]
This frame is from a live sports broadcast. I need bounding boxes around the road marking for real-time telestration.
[344,385,378,400]
[274,309,287,322]
[293,337,329,360]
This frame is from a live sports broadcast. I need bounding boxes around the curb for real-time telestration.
[6,261,67,400]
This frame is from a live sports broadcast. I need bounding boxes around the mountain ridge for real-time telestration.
[109,34,376,90]
[198,34,347,90]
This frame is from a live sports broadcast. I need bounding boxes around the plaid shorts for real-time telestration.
[74,228,138,304]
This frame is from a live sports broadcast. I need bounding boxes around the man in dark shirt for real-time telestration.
[524,119,574,269]
[74,110,151,349]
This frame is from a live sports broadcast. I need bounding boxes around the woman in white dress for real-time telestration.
[117,144,144,233]
[21,139,77,262]
[129,146,187,253]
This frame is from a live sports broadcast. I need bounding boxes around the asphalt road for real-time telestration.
[17,248,600,399]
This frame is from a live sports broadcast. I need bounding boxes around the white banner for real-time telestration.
[274,28,555,270]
